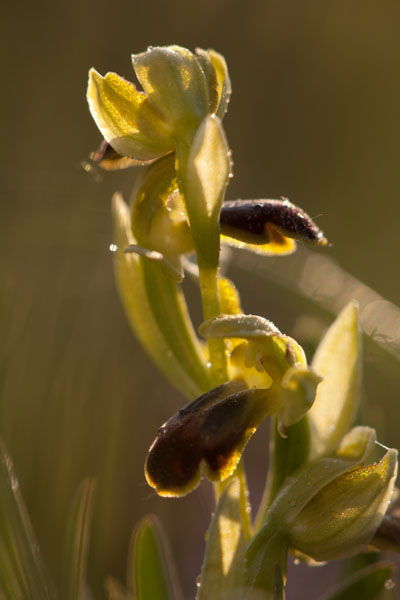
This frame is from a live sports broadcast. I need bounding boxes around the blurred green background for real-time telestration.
[2,1,400,598]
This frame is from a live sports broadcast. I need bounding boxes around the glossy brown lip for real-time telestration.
[145,381,270,497]
[219,198,327,246]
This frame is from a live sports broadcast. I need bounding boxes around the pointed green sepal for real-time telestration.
[132,46,210,139]
[87,69,173,161]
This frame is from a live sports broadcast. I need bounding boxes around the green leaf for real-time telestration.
[322,563,395,600]
[0,439,55,600]
[197,478,248,600]
[129,515,183,600]
[112,192,210,399]
[61,478,96,600]
[308,301,362,458]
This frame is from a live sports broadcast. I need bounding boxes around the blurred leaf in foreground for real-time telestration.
[128,515,183,600]
[0,438,56,600]
[61,477,96,600]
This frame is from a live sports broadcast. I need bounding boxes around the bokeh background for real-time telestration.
[2,1,400,598]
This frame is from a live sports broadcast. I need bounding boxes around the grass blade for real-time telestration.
[61,477,96,600]
[0,438,55,600]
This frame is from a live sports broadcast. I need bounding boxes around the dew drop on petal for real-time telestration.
[109,243,118,253]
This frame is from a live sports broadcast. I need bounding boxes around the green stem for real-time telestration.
[176,139,228,386]
[254,416,310,532]
[198,267,228,385]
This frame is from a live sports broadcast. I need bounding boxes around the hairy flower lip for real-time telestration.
[145,381,282,497]
[220,199,328,246]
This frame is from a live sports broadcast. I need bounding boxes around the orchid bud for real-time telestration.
[288,448,398,561]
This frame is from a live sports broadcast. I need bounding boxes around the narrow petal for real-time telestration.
[199,314,281,340]
[207,49,232,119]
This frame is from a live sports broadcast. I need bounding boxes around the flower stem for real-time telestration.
[176,139,228,386]
[198,267,228,385]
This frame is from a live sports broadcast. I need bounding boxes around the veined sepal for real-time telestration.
[87,46,232,166]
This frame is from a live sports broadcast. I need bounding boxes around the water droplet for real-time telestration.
[385,579,395,590]
[206,361,212,369]
[293,558,300,565]
[109,243,118,253]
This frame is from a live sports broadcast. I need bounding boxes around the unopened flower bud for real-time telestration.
[288,448,398,561]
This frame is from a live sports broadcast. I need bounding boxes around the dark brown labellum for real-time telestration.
[145,381,269,496]
[219,199,327,246]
